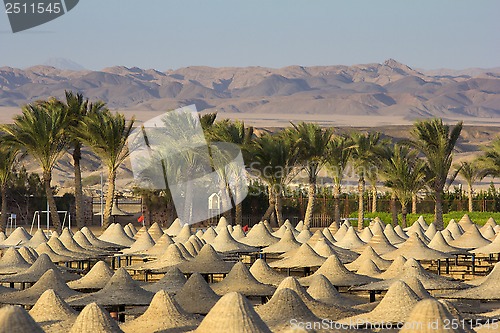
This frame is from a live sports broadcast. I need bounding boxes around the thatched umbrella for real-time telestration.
[211,262,276,297]
[68,302,124,333]
[0,305,44,333]
[142,266,186,294]
[346,246,391,271]
[29,289,77,333]
[175,273,220,315]
[176,244,234,275]
[67,261,114,291]
[249,259,285,287]
[0,247,30,275]
[240,222,278,248]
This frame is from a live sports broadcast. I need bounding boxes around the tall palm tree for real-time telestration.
[480,138,500,177]
[408,118,462,230]
[287,122,333,229]
[454,161,487,212]
[75,109,135,229]
[326,135,352,224]
[0,141,20,233]
[63,91,106,229]
[1,101,70,232]
[349,132,382,230]
[247,132,299,227]
[380,144,427,228]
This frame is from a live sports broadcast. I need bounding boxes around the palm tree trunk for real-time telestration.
[401,203,408,229]
[304,179,316,230]
[435,190,444,230]
[0,185,7,233]
[390,191,398,227]
[184,180,194,225]
[44,171,61,232]
[371,185,377,213]
[468,184,473,212]
[234,185,242,226]
[333,184,341,224]
[73,143,85,229]
[262,185,276,226]
[357,177,365,231]
[275,189,284,227]
[103,170,115,230]
[412,193,417,214]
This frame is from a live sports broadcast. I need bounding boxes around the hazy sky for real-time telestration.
[1,0,499,71]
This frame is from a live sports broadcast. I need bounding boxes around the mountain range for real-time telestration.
[1,59,499,119]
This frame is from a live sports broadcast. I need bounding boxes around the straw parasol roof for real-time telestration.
[128,243,188,272]
[359,227,373,243]
[47,237,91,260]
[142,266,186,294]
[307,274,362,307]
[356,231,397,255]
[383,224,406,244]
[394,225,409,239]
[0,269,81,305]
[355,259,382,277]
[334,226,366,250]
[209,227,259,253]
[0,305,44,333]
[299,254,380,287]
[346,246,391,271]
[0,253,80,283]
[201,226,218,243]
[29,289,77,333]
[214,216,230,233]
[195,292,271,333]
[174,225,192,243]
[449,224,491,250]
[481,225,496,240]
[120,290,201,333]
[405,276,432,299]
[255,288,318,332]
[241,222,279,247]
[295,220,304,231]
[399,298,467,333]
[68,268,154,307]
[147,222,164,241]
[123,224,135,238]
[1,227,31,246]
[334,223,349,241]
[472,233,500,254]
[121,230,155,254]
[322,227,337,243]
[231,224,246,240]
[211,262,276,297]
[0,247,30,275]
[80,227,121,249]
[458,214,474,230]
[72,231,103,252]
[35,243,75,263]
[261,228,301,254]
[0,232,5,242]
[312,237,359,263]
[140,233,174,258]
[165,218,184,236]
[69,302,124,333]
[428,231,468,255]
[175,273,220,315]
[445,219,464,239]
[183,240,198,257]
[67,261,114,291]
[369,219,385,236]
[439,262,500,300]
[424,222,438,239]
[59,229,101,256]
[382,234,452,261]
[378,255,407,279]
[176,244,234,274]
[295,228,313,243]
[98,224,134,247]
[272,220,298,238]
[23,229,48,248]
[249,259,285,287]
[271,243,325,269]
[328,220,340,234]
[18,246,38,264]
[441,229,455,243]
[338,280,421,326]
[416,215,429,230]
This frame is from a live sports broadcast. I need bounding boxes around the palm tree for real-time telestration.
[349,132,382,230]
[408,118,462,230]
[326,135,352,224]
[454,161,487,212]
[1,101,70,232]
[208,119,253,225]
[480,138,500,177]
[63,91,106,229]
[380,144,427,228]
[0,141,20,233]
[247,132,299,227]
[75,109,135,229]
[287,122,333,229]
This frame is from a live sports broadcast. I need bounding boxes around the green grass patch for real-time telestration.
[348,211,500,227]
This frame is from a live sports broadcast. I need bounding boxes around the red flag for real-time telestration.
[243,225,249,232]
[138,215,144,223]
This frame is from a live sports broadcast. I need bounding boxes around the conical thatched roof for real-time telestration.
[211,262,276,297]
[0,305,44,333]
[405,276,432,299]
[0,247,30,274]
[175,273,220,315]
[428,231,468,255]
[214,216,230,233]
[322,227,337,243]
[67,261,114,291]
[445,220,464,239]
[177,244,234,274]
[449,224,491,249]
[35,242,74,263]
[356,259,382,277]
[0,253,79,283]
[68,268,154,306]
[359,226,373,243]
[382,234,452,261]
[142,266,186,294]
[472,233,500,254]
[262,228,301,254]
[295,228,313,243]
[346,246,391,271]
[271,243,325,269]
[272,221,298,238]
[241,223,279,247]
[424,223,438,239]
[458,214,474,231]
[124,224,135,238]
[98,224,134,247]
[195,292,271,333]
[384,224,406,244]
[481,225,496,240]
[59,229,101,257]
[312,237,359,263]
[334,223,349,240]
[394,225,408,239]
[334,226,366,250]
[24,229,48,248]
[69,302,124,333]
[80,227,121,249]
[121,290,200,333]
[73,230,106,252]
[439,262,500,300]
[378,255,407,279]
[338,280,420,326]
[249,259,285,287]
[1,227,31,246]
[210,227,259,253]
[165,218,184,236]
[200,227,218,243]
[140,233,174,258]
[131,243,188,271]
[147,222,164,241]
[18,246,37,264]
[299,254,379,287]
[399,298,467,333]
[295,220,304,231]
[121,230,155,254]
[357,231,397,255]
[255,288,318,332]
[174,225,192,243]
[0,269,80,305]
[183,239,199,257]
[328,220,340,234]
[47,237,91,260]
[369,219,385,236]
[231,224,246,240]
[29,289,77,333]
[307,274,361,307]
